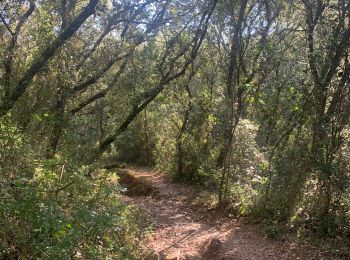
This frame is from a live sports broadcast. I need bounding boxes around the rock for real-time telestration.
[202,238,223,259]
[118,170,155,196]
[164,252,179,259]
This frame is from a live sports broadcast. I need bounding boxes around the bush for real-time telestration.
[264,224,282,240]
[0,130,151,259]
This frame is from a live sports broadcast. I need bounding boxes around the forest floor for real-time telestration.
[120,166,336,260]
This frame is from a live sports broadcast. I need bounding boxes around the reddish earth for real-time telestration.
[121,167,336,260]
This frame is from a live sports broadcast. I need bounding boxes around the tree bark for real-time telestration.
[0,0,99,116]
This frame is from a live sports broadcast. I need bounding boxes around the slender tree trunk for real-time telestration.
[46,85,66,158]
[143,109,151,165]
[218,0,247,204]
[177,75,194,178]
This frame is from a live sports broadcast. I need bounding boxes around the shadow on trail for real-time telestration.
[120,167,332,260]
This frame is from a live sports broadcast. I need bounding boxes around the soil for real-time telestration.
[120,166,337,260]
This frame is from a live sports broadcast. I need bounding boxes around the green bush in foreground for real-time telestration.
[0,160,151,259]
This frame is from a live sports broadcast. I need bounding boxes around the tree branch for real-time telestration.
[0,0,100,116]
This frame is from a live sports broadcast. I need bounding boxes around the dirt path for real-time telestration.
[121,167,330,260]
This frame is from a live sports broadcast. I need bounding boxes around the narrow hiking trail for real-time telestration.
[121,167,330,260]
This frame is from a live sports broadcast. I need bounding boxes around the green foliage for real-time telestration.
[1,0,350,255]
[0,119,151,258]
[0,161,151,259]
[264,224,283,240]
[192,191,219,210]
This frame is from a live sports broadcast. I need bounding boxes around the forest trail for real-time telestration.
[121,167,328,260]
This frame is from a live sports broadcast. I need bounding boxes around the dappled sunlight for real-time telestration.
[1,0,349,258]
[122,167,331,259]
